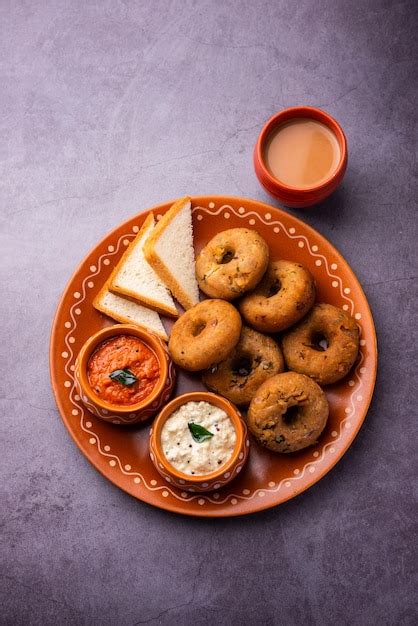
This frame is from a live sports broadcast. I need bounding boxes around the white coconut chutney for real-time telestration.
[160,401,236,476]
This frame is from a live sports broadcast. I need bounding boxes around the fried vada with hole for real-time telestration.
[202,326,284,405]
[168,299,242,371]
[195,228,269,300]
[282,303,359,385]
[247,372,329,453]
[239,260,315,333]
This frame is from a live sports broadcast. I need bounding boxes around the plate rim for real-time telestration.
[49,195,378,517]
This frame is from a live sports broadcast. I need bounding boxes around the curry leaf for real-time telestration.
[188,422,214,443]
[109,368,137,386]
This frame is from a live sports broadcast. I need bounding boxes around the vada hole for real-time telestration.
[311,332,328,351]
[267,279,281,297]
[231,356,252,377]
[220,249,235,264]
[192,321,207,337]
[283,405,300,425]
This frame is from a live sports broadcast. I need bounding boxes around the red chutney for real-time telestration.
[87,335,160,406]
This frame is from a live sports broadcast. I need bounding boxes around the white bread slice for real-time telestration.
[143,196,199,310]
[93,280,168,341]
[108,213,178,317]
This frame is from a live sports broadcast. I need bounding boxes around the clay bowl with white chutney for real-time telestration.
[149,392,249,492]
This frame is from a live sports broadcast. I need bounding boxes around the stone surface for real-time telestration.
[1,1,417,624]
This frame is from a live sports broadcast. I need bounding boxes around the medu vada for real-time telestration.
[195,228,269,300]
[168,299,242,371]
[282,303,359,385]
[247,372,329,453]
[202,326,285,406]
[239,260,315,333]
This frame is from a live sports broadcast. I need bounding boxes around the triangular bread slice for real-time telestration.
[108,213,178,317]
[93,280,168,341]
[143,196,199,310]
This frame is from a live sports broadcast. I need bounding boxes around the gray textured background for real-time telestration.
[1,1,417,624]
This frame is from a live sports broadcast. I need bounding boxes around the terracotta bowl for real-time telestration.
[74,324,175,425]
[254,106,348,208]
[149,392,250,492]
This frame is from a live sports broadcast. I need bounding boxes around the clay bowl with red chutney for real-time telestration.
[75,324,176,425]
[149,391,250,492]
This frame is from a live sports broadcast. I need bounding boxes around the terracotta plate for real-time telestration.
[50,196,377,517]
